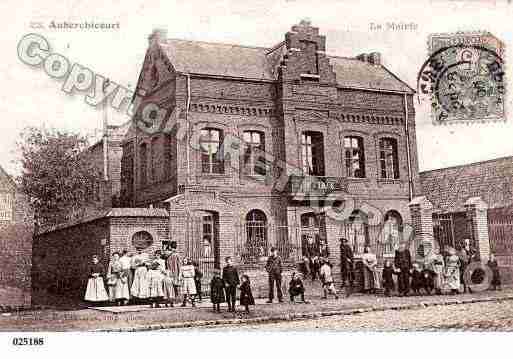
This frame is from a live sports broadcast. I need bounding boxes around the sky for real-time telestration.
[1,0,513,176]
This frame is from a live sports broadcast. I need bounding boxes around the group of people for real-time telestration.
[85,238,503,312]
[84,243,203,308]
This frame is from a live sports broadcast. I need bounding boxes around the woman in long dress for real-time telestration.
[147,260,164,308]
[444,247,461,295]
[422,246,445,295]
[131,250,150,302]
[84,255,109,304]
[361,246,380,293]
[108,252,130,305]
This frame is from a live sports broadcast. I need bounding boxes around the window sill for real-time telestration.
[199,173,230,179]
[346,177,370,183]
[377,179,403,185]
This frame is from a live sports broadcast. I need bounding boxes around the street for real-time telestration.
[186,299,513,331]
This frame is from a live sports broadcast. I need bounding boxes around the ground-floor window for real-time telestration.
[243,209,268,263]
[346,210,369,255]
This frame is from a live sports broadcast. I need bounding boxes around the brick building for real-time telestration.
[32,21,422,302]
[0,165,33,307]
[420,156,513,283]
[119,20,420,284]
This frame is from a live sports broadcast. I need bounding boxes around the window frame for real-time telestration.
[344,136,366,178]
[242,130,266,176]
[379,137,400,180]
[301,131,325,177]
[200,128,224,174]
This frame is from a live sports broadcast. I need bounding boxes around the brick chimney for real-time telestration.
[148,27,168,45]
[356,52,381,65]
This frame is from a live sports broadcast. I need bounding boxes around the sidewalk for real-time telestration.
[2,289,513,332]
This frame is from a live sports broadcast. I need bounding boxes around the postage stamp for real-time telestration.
[417,31,506,125]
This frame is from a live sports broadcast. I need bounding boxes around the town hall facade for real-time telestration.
[118,20,420,280]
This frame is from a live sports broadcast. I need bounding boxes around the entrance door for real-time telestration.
[186,211,220,293]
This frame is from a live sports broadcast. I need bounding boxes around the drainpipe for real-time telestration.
[185,73,191,189]
[404,93,413,201]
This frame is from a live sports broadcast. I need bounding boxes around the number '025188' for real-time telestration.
[12,337,44,346]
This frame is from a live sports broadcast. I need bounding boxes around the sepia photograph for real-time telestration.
[1,0,513,357]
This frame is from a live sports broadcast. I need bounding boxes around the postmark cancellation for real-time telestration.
[418,31,506,125]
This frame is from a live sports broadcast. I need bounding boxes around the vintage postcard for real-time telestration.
[2,0,513,357]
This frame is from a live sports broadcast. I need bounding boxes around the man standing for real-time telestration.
[266,247,283,303]
[166,241,181,298]
[222,256,239,312]
[458,238,475,293]
[394,241,412,296]
[339,238,354,295]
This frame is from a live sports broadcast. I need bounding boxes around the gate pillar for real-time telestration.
[408,196,434,251]
[465,197,490,261]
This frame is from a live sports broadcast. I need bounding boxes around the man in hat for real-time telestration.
[339,238,354,295]
[222,256,240,312]
[266,247,283,303]
[394,241,412,296]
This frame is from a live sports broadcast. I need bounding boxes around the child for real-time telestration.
[289,272,308,303]
[319,259,339,299]
[84,255,109,304]
[488,253,501,291]
[410,262,424,295]
[147,261,164,308]
[239,274,255,313]
[180,258,197,307]
[210,269,225,312]
[193,261,203,302]
[382,260,396,297]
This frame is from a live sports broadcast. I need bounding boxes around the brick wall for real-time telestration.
[32,212,169,305]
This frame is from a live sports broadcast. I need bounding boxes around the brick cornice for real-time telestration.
[189,102,276,117]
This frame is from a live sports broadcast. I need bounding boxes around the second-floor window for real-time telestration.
[301,131,325,176]
[344,136,365,178]
[379,138,399,179]
[0,192,13,221]
[243,131,266,176]
[200,128,224,174]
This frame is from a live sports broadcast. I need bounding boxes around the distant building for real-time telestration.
[0,165,33,307]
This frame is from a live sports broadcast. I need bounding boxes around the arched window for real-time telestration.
[347,210,369,254]
[344,136,365,178]
[200,128,224,174]
[132,231,154,250]
[244,210,268,263]
[383,210,403,252]
[379,138,399,179]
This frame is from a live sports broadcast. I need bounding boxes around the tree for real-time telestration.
[17,127,102,225]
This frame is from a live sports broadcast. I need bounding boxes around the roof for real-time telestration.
[36,207,169,235]
[328,56,413,93]
[420,156,513,213]
[157,38,413,93]
[159,39,275,81]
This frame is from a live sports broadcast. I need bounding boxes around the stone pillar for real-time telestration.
[464,197,490,261]
[408,196,434,253]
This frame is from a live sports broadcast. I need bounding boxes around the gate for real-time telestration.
[432,211,472,253]
[184,211,219,294]
[488,206,513,283]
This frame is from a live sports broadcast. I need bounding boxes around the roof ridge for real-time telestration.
[160,37,271,51]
